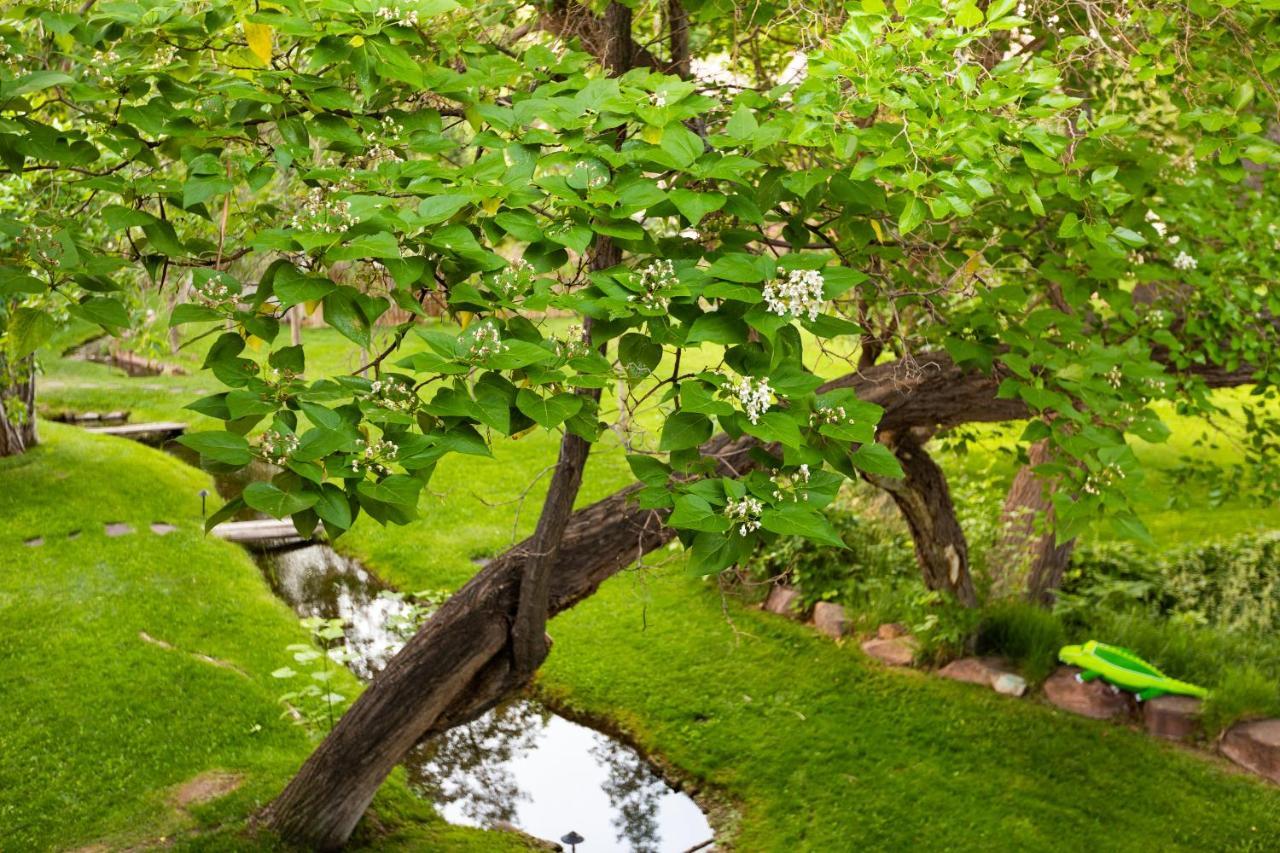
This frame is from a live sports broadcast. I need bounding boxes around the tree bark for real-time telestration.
[0,354,38,458]
[668,0,690,79]
[988,438,1076,603]
[862,429,978,607]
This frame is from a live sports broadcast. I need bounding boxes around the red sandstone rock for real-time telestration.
[877,622,909,640]
[1220,719,1280,784]
[812,602,848,639]
[1043,666,1135,720]
[861,636,918,667]
[1143,695,1202,740]
[762,585,802,618]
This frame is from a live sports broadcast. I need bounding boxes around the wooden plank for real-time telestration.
[85,421,187,443]
[211,518,320,547]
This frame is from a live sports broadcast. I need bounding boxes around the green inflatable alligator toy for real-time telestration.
[1059,640,1209,702]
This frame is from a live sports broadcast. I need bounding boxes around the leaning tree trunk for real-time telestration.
[0,354,38,457]
[863,428,979,607]
[988,438,1076,604]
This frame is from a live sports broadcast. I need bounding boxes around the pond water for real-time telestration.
[256,543,715,852]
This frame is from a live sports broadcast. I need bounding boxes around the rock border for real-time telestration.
[758,586,1280,788]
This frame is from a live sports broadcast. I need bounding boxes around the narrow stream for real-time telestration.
[257,543,715,852]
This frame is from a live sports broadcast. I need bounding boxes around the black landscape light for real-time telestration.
[560,830,585,852]
[199,488,209,519]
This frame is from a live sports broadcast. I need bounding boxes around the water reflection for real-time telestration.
[257,544,421,679]
[252,540,713,851]
[412,700,712,852]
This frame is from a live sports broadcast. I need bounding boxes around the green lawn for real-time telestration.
[24,336,1280,850]
[0,425,534,852]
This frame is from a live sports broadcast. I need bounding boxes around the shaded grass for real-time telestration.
[0,425,536,851]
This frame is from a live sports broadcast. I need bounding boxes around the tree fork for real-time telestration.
[862,428,979,607]
[988,438,1077,603]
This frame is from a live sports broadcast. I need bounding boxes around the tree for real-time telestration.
[4,0,1279,846]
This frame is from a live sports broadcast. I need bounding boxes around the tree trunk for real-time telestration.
[988,439,1076,604]
[0,354,38,458]
[863,429,978,607]
[668,0,690,78]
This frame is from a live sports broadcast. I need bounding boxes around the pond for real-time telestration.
[257,543,715,852]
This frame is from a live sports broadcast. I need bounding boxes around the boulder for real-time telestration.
[1043,666,1135,720]
[762,585,803,618]
[1143,695,1202,741]
[861,636,917,667]
[877,622,909,640]
[993,673,1029,697]
[938,656,1012,687]
[1220,719,1280,784]
[812,602,848,639]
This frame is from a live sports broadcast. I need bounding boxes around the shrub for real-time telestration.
[1203,666,1280,734]
[976,602,1066,684]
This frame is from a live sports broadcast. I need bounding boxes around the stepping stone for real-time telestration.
[105,522,135,537]
[1143,695,1202,740]
[150,522,178,535]
[1220,719,1280,784]
[877,622,909,640]
[939,656,1016,688]
[812,601,848,639]
[1044,666,1135,720]
[23,536,43,547]
[861,636,918,667]
[762,585,802,617]
[172,771,243,810]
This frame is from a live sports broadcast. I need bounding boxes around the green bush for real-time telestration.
[976,602,1066,684]
[1204,665,1280,734]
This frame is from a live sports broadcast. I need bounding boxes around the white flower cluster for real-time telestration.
[467,322,509,361]
[811,403,847,425]
[1082,463,1126,496]
[763,269,825,321]
[649,91,667,108]
[768,464,812,502]
[629,259,678,311]
[724,496,763,536]
[366,378,417,412]
[376,6,419,26]
[556,324,591,360]
[1145,209,1198,272]
[351,437,399,475]
[194,275,236,309]
[736,377,772,425]
[260,429,300,466]
[290,186,356,233]
[493,258,533,299]
[1105,365,1123,389]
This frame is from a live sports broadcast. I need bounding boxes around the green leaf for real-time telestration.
[707,253,773,283]
[313,483,354,532]
[898,197,926,235]
[170,303,222,326]
[3,71,74,97]
[669,495,731,533]
[417,194,471,225]
[242,481,318,518]
[72,297,130,330]
[659,124,705,168]
[659,411,712,451]
[10,308,55,358]
[760,504,845,547]
[668,188,726,226]
[851,442,904,478]
[177,431,254,466]
[515,389,584,428]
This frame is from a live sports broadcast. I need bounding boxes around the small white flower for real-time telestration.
[1172,251,1197,271]
[763,268,826,321]
[724,496,763,534]
[736,377,773,425]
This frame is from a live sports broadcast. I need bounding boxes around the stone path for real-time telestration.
[20,521,184,546]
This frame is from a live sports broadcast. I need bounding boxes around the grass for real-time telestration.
[0,424,537,852]
[26,330,1280,849]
